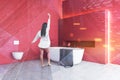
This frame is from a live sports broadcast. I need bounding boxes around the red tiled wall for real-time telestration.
[60,10,107,64]
[110,6,120,64]
[0,0,62,64]
[61,0,120,64]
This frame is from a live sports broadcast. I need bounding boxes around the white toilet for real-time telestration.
[12,52,24,60]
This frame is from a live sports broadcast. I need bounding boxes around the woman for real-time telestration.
[32,13,51,66]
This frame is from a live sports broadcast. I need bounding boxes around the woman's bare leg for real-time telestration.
[40,49,44,66]
[45,48,51,65]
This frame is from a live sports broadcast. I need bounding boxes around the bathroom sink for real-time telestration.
[12,52,24,60]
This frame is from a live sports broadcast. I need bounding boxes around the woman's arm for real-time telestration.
[32,30,41,43]
[46,13,51,31]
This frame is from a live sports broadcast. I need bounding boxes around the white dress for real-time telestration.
[32,17,50,48]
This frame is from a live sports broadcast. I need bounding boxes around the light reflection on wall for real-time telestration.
[94,38,102,42]
[77,38,81,42]
[70,33,74,37]
[103,44,107,48]
[79,27,87,30]
[108,10,111,64]
[73,23,80,26]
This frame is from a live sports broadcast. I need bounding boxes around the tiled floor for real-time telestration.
[0,60,120,80]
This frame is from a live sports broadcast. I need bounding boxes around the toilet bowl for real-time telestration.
[12,52,24,60]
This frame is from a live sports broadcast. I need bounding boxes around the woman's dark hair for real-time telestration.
[41,22,47,37]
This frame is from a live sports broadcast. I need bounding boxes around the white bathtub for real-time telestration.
[49,47,84,65]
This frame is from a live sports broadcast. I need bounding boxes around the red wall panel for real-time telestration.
[110,6,120,64]
[0,0,62,64]
[59,10,107,64]
[61,0,120,64]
